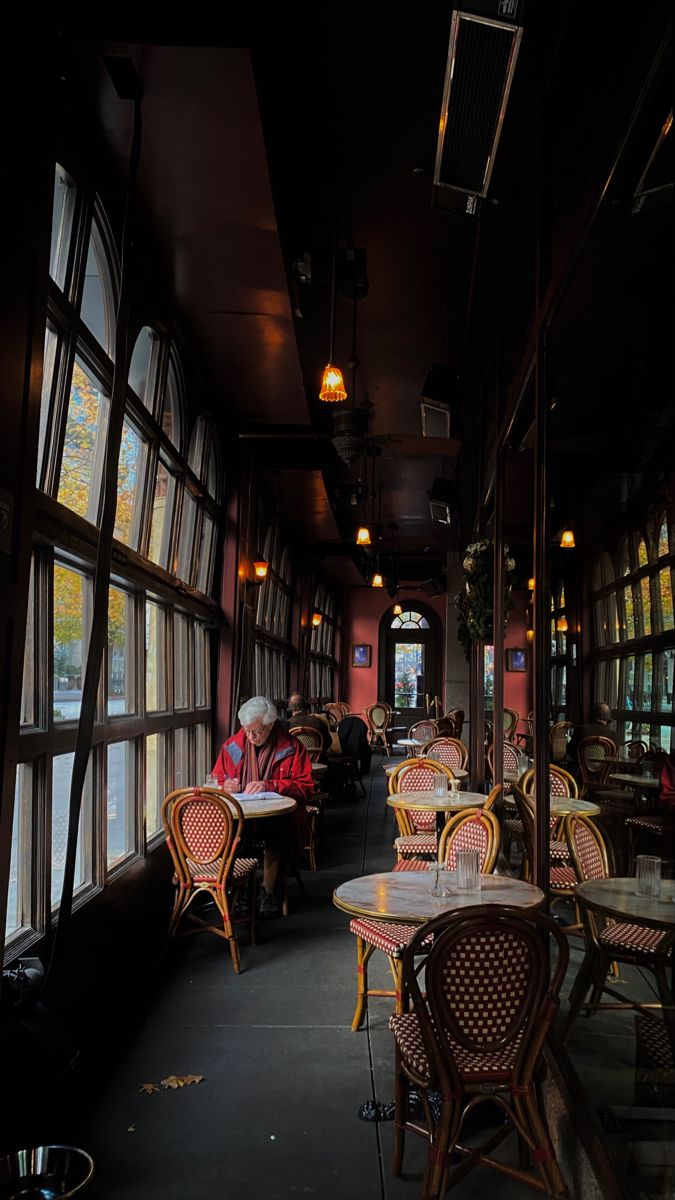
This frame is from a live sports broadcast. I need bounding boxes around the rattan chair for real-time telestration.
[389,758,455,860]
[577,735,620,797]
[161,787,258,974]
[390,905,570,1198]
[408,718,439,746]
[562,815,675,1047]
[324,701,349,727]
[550,721,574,762]
[348,807,499,1032]
[289,725,329,871]
[365,701,392,752]
[503,707,520,741]
[511,784,578,905]
[444,707,465,739]
[519,764,577,862]
[421,736,469,774]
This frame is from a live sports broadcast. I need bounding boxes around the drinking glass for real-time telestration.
[456,848,480,892]
[635,855,661,898]
[204,773,217,788]
[433,776,448,799]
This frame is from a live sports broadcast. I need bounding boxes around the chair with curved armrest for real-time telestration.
[289,725,329,871]
[161,787,258,974]
[389,758,456,860]
[364,701,392,752]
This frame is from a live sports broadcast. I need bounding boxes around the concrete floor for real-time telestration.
[65,764,672,1199]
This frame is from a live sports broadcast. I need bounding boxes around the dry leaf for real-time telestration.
[182,1074,205,1086]
[161,1075,184,1090]
[127,1125,136,1133]
[138,1083,159,1095]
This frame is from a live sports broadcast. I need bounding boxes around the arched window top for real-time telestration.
[658,516,670,558]
[593,552,614,591]
[619,537,631,577]
[162,352,184,454]
[49,164,77,292]
[128,326,160,411]
[188,414,222,502]
[81,209,117,360]
[637,537,648,568]
[391,610,429,629]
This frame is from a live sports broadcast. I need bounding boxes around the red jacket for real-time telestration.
[212,725,313,844]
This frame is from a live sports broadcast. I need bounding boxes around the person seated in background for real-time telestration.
[212,695,314,915]
[567,701,618,763]
[281,692,332,756]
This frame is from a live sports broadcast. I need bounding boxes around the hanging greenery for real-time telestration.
[455,540,516,660]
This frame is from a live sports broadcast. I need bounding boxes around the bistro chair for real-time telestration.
[623,739,648,761]
[389,758,456,860]
[289,725,329,871]
[324,701,349,727]
[161,787,258,975]
[562,814,675,1046]
[442,707,465,739]
[550,721,574,762]
[348,808,499,1032]
[511,784,578,910]
[520,764,577,862]
[577,735,621,798]
[421,736,469,775]
[365,701,392,753]
[503,707,520,741]
[389,905,570,1198]
[487,740,523,792]
[408,718,439,746]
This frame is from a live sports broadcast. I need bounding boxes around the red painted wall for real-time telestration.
[341,591,446,716]
[504,589,532,728]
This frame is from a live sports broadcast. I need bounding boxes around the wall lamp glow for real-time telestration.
[311,611,323,627]
[252,561,269,581]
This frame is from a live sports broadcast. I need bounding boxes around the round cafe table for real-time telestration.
[575,877,675,930]
[333,870,544,924]
[550,797,600,817]
[387,789,483,813]
[609,773,661,790]
[395,738,426,754]
[205,790,297,820]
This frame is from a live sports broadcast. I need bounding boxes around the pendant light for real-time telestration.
[319,193,347,402]
[560,528,575,548]
[393,601,403,615]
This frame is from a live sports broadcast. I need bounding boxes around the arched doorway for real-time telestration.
[378,604,443,726]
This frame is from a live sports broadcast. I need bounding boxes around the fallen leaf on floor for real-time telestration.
[181,1074,205,1086]
[161,1075,185,1090]
[138,1083,160,1095]
[127,1125,135,1133]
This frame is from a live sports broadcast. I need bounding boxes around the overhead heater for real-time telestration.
[433,0,524,216]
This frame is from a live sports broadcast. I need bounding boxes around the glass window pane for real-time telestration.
[49,165,77,291]
[657,649,674,714]
[623,586,635,639]
[21,559,36,726]
[607,592,619,643]
[658,519,669,558]
[6,765,32,938]
[174,613,190,709]
[606,658,620,710]
[128,327,158,410]
[207,443,220,501]
[81,225,111,354]
[57,360,110,524]
[195,622,208,707]
[659,567,674,630]
[641,653,653,710]
[148,459,177,569]
[108,586,135,716]
[37,323,60,487]
[53,564,88,722]
[196,513,215,596]
[637,538,648,568]
[163,357,182,449]
[107,741,134,867]
[623,656,636,709]
[52,752,91,906]
[145,733,164,839]
[394,642,425,708]
[640,575,651,636]
[114,419,148,549]
[176,490,197,583]
[174,727,189,790]
[188,416,207,479]
[145,601,167,712]
[196,724,209,785]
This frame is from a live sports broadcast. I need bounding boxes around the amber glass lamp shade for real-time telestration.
[393,602,403,615]
[356,526,371,546]
[528,577,535,591]
[560,529,576,549]
[311,612,323,627]
[371,572,384,588]
[253,561,268,580]
[526,627,535,643]
[556,615,568,633]
[319,363,347,403]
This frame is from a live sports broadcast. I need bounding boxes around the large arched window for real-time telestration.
[8,164,222,952]
[590,503,675,750]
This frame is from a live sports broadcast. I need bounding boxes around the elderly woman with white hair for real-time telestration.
[211,696,314,915]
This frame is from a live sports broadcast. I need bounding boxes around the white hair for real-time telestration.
[238,695,278,727]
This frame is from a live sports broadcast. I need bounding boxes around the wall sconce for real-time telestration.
[252,561,268,581]
[311,611,323,627]
[560,528,576,549]
[527,577,535,592]
[372,572,384,589]
[526,627,534,643]
[556,615,568,633]
[356,526,371,546]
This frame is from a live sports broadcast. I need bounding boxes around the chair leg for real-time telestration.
[352,938,376,1031]
[216,893,242,974]
[562,946,602,1041]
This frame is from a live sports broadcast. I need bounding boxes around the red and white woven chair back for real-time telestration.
[397,763,441,792]
[443,817,490,871]
[409,720,438,743]
[567,815,607,882]
[173,792,239,868]
[424,738,463,772]
[550,770,570,797]
[502,741,521,776]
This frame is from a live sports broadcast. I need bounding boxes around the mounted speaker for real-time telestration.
[429,478,455,525]
[433,1,524,214]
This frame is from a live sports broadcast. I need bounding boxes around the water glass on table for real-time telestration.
[635,854,661,898]
[433,775,448,799]
[456,848,480,892]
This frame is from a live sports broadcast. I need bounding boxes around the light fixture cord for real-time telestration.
[350,293,358,408]
[328,191,339,361]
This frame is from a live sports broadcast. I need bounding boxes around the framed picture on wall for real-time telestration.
[352,643,372,668]
[506,648,527,672]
